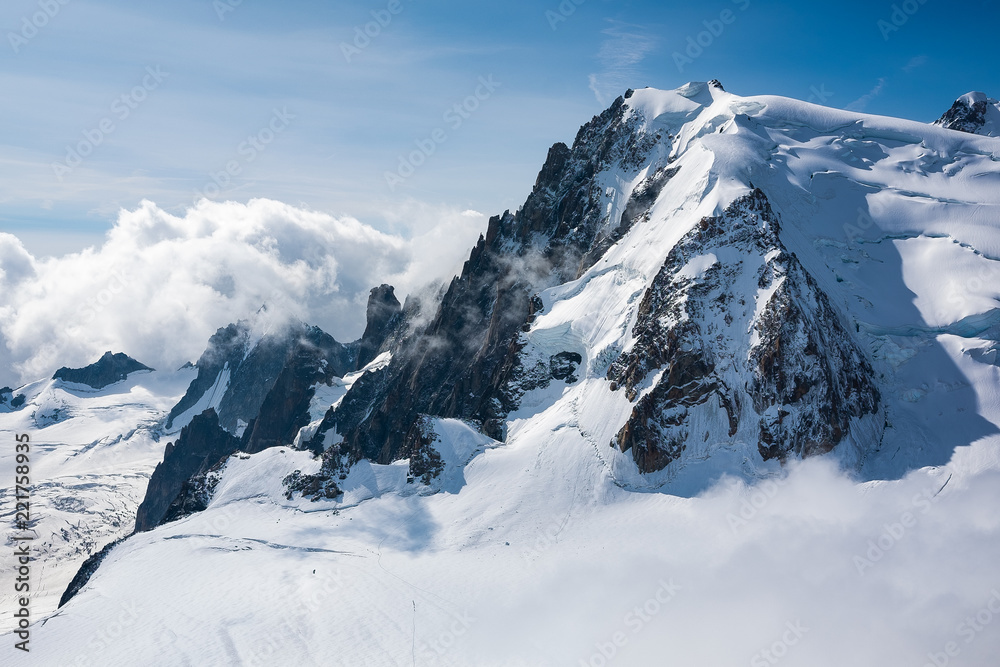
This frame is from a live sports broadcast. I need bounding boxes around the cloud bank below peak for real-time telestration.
[0,198,486,386]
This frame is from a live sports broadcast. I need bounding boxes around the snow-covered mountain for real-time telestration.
[5,82,1000,665]
[0,355,191,620]
[934,91,1000,137]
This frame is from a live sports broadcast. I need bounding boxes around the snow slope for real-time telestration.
[5,83,1000,665]
[0,368,193,628]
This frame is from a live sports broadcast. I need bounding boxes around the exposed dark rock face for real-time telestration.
[549,352,582,382]
[167,321,272,432]
[58,537,125,608]
[166,319,356,434]
[749,266,882,461]
[160,460,226,524]
[934,92,999,137]
[607,189,882,472]
[405,415,445,484]
[1,387,26,410]
[356,284,402,368]
[53,352,153,390]
[139,322,360,531]
[282,470,341,501]
[140,86,885,510]
[241,326,354,454]
[309,91,669,467]
[134,409,240,532]
[69,320,368,602]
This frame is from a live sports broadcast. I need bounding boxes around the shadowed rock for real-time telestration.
[356,284,402,369]
[53,351,153,390]
[134,409,240,532]
[934,92,1000,137]
[58,538,126,608]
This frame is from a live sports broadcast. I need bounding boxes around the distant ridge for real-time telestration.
[53,351,153,390]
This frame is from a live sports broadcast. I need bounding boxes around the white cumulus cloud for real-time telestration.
[0,198,485,386]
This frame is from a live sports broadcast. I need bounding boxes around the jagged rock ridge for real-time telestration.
[138,82,902,509]
[137,320,361,531]
[356,284,402,369]
[165,318,355,434]
[134,409,240,532]
[307,90,676,472]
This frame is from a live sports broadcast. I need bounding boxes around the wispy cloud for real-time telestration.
[903,55,929,73]
[845,77,887,112]
[587,21,659,106]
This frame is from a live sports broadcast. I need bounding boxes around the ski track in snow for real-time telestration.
[162,534,361,555]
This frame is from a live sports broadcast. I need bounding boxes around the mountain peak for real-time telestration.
[357,284,402,369]
[52,351,153,390]
[934,91,1000,136]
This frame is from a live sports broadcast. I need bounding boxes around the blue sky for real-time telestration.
[2,0,998,255]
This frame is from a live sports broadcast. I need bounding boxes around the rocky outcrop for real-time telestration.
[160,460,226,524]
[165,323,254,432]
[404,415,445,484]
[242,326,354,453]
[608,189,882,472]
[356,284,402,368]
[934,92,1000,137]
[282,470,341,501]
[307,91,667,468]
[134,409,240,532]
[53,351,152,390]
[58,537,125,608]
[139,322,360,531]
[166,320,356,434]
[0,387,26,409]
